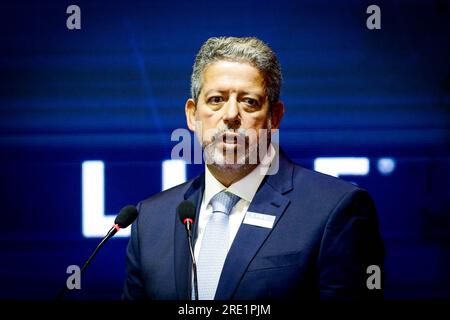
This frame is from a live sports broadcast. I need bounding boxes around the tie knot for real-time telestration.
[209,190,240,216]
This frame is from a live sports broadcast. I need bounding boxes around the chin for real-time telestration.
[204,140,263,166]
[204,145,246,167]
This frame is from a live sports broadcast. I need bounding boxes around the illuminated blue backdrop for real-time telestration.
[0,0,449,299]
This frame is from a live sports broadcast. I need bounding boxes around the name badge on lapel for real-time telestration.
[243,211,276,229]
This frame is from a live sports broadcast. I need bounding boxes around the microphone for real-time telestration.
[56,205,138,299]
[177,200,198,300]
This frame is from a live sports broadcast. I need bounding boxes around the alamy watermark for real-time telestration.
[366,264,382,290]
[66,5,81,30]
[366,5,381,30]
[66,265,81,290]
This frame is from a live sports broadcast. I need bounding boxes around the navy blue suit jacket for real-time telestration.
[122,151,384,300]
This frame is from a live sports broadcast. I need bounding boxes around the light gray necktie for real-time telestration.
[196,190,240,300]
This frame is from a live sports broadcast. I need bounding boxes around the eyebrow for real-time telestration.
[203,90,265,100]
[203,89,225,96]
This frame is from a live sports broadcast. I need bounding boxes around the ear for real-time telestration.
[270,101,284,129]
[185,98,197,132]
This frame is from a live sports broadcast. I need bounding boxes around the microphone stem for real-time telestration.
[81,225,117,273]
[55,225,119,299]
[186,223,199,300]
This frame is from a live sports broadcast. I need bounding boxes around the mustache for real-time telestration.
[201,127,248,148]
[211,128,247,143]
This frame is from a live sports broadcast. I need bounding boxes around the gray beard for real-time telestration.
[203,118,272,170]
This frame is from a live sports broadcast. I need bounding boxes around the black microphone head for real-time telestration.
[114,205,138,228]
[177,200,196,224]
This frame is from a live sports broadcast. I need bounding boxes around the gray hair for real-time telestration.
[190,36,282,107]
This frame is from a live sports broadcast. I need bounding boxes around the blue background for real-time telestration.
[0,0,449,299]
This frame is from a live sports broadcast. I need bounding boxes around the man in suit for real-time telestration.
[122,37,384,300]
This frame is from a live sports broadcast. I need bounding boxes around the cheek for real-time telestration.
[197,106,218,123]
[242,113,271,144]
[242,112,270,130]
[196,108,219,141]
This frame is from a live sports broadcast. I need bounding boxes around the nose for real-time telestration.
[222,97,241,128]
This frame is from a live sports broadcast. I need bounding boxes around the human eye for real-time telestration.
[242,97,259,107]
[207,96,224,104]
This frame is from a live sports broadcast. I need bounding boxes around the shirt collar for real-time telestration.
[204,143,276,205]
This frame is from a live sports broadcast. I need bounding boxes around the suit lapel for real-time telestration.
[174,174,204,300]
[214,151,295,300]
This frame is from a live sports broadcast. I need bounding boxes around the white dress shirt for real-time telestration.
[193,144,276,262]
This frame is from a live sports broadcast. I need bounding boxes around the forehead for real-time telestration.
[201,60,265,94]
